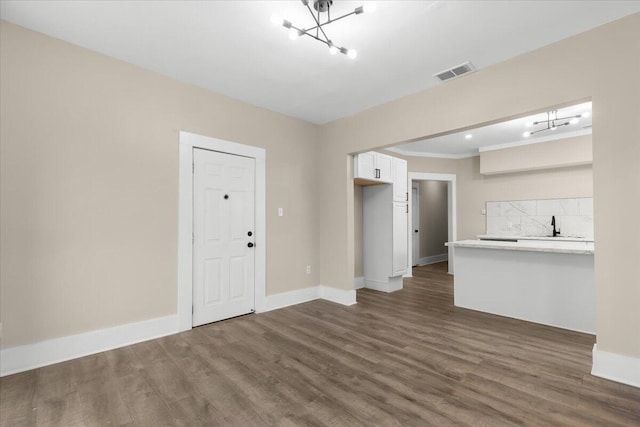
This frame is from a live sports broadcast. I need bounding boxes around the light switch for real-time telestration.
[278,208,284,217]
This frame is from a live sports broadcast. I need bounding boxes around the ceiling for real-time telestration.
[1,1,639,124]
[388,102,592,159]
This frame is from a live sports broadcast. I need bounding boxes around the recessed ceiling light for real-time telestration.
[465,134,473,140]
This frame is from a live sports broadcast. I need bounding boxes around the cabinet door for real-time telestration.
[392,202,408,276]
[355,152,376,180]
[376,153,393,183]
[392,157,408,201]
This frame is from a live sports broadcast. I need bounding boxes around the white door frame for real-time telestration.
[177,131,266,332]
[407,172,456,276]
[411,184,420,265]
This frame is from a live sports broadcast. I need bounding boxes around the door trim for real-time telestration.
[177,131,266,332]
[407,173,456,276]
[411,184,420,265]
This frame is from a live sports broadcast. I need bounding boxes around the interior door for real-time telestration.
[412,187,420,266]
[193,148,255,326]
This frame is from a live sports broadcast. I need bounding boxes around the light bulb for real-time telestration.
[270,14,283,26]
[329,45,338,55]
[582,111,591,118]
[569,118,579,125]
[347,49,358,59]
[523,131,531,137]
[363,3,377,13]
[525,121,533,127]
[289,29,299,40]
[465,134,472,140]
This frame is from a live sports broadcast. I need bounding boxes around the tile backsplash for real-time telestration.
[486,197,593,239]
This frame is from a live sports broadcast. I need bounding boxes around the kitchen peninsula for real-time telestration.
[446,238,595,333]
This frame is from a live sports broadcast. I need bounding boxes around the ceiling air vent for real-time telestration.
[434,61,476,82]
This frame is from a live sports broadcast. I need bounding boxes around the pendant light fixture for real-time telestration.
[523,109,590,137]
[271,0,375,58]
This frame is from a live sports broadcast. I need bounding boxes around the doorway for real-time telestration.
[411,185,420,264]
[192,148,256,326]
[407,173,456,276]
[177,132,266,332]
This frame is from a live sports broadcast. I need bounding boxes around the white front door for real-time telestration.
[412,186,420,266]
[193,148,255,326]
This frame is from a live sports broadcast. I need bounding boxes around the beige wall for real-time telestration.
[319,14,640,359]
[418,181,448,259]
[0,22,319,348]
[480,134,592,175]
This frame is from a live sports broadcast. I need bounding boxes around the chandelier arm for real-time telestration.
[554,115,582,121]
[305,3,331,43]
[530,121,571,136]
[303,10,358,33]
[302,32,331,46]
[289,23,331,45]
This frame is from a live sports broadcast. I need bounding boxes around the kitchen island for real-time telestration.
[446,239,595,333]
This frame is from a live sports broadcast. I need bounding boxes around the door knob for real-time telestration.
[247,242,254,248]
[414,230,419,233]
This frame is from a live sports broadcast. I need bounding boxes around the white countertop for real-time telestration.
[477,234,593,243]
[446,239,594,255]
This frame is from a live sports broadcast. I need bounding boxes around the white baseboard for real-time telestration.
[320,285,357,306]
[261,286,320,312]
[354,276,365,289]
[2,284,358,377]
[365,277,403,293]
[591,344,640,388]
[417,253,448,266]
[0,315,178,377]
[262,284,357,313]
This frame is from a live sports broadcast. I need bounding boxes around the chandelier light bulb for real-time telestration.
[347,49,358,59]
[270,14,283,26]
[523,131,531,137]
[363,3,377,13]
[569,118,579,125]
[329,45,338,55]
[582,111,591,118]
[525,121,533,127]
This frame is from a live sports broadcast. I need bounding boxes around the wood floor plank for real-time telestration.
[74,353,133,426]
[2,262,639,426]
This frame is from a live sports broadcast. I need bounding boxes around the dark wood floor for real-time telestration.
[2,262,639,426]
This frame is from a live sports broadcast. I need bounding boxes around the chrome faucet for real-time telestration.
[551,215,561,237]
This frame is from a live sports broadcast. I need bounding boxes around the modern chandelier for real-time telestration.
[270,0,376,58]
[523,109,590,137]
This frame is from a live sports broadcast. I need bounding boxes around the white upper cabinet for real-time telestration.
[354,151,393,183]
[392,157,408,202]
[376,153,393,183]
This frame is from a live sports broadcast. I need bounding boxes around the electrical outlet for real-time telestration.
[481,209,486,215]
[306,265,312,275]
[278,208,284,217]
